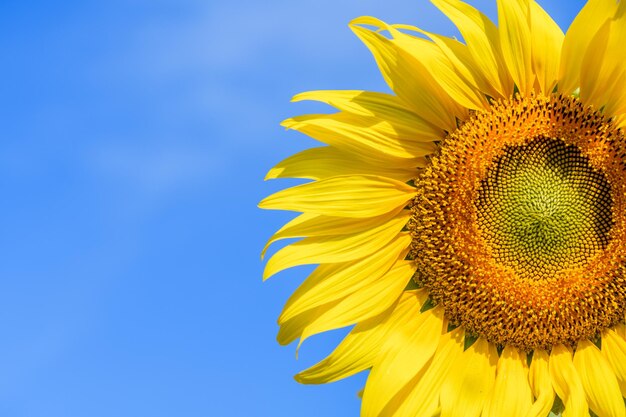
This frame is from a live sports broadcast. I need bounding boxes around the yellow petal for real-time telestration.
[579,19,613,108]
[259,175,417,218]
[527,349,555,417]
[393,327,466,417]
[549,344,588,417]
[282,113,437,161]
[581,8,626,110]
[528,0,564,94]
[357,17,487,111]
[604,70,626,119]
[497,0,533,95]
[295,305,394,384]
[262,212,317,258]
[297,259,417,347]
[394,23,497,102]
[483,346,532,417]
[349,19,460,131]
[284,290,427,360]
[573,339,626,417]
[559,0,618,95]
[263,213,410,280]
[602,329,626,397]
[440,337,498,417]
[264,146,421,183]
[277,304,335,346]
[362,306,445,417]
[431,0,513,97]
[262,207,403,259]
[292,90,443,138]
[279,232,410,322]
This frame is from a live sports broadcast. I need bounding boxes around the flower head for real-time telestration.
[260,1,626,416]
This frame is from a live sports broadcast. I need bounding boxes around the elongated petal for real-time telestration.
[497,0,533,95]
[263,213,317,257]
[431,0,513,97]
[581,7,626,110]
[483,346,532,417]
[263,214,410,280]
[277,304,336,346]
[579,20,613,108]
[357,17,487,111]
[527,349,555,417]
[393,23,496,101]
[350,20,460,131]
[362,306,445,417]
[282,113,437,161]
[559,0,618,95]
[291,111,437,147]
[604,70,626,119]
[292,90,443,138]
[440,337,498,417]
[265,146,421,183]
[262,208,403,259]
[393,327,466,417]
[282,290,421,356]
[574,339,625,417]
[296,259,417,348]
[549,344,588,417]
[259,175,417,218]
[279,233,411,322]
[529,0,564,94]
[295,304,396,384]
[602,329,626,397]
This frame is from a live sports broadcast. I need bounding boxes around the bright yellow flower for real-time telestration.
[260,1,626,416]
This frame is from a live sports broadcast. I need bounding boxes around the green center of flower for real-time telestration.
[476,137,613,281]
[409,94,626,350]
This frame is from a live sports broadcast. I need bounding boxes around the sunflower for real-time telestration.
[260,0,626,416]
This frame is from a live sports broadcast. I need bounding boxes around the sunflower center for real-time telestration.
[409,94,626,350]
[476,137,613,281]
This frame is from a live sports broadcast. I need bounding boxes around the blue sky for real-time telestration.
[0,0,586,416]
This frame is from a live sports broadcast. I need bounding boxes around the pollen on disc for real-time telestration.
[408,94,626,351]
[476,137,613,281]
